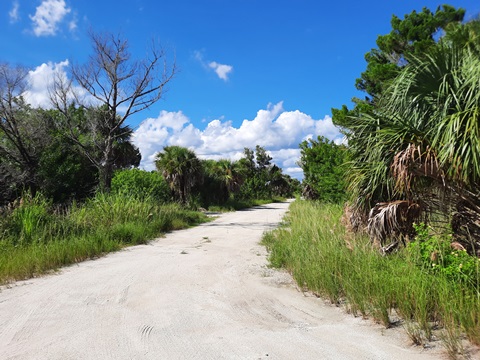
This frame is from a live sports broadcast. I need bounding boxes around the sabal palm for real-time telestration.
[382,41,480,250]
[215,159,243,195]
[382,42,480,188]
[345,35,480,249]
[155,146,202,204]
[349,38,480,199]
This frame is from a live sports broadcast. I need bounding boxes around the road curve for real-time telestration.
[0,201,442,360]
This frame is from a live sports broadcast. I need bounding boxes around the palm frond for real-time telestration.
[367,200,423,250]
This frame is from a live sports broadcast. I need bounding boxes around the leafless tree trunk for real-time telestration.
[51,31,176,192]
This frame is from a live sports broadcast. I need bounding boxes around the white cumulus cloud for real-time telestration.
[30,0,71,36]
[208,61,233,81]
[132,102,342,179]
[23,60,70,108]
[9,1,20,23]
[23,60,88,108]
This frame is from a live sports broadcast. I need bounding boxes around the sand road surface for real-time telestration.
[0,201,443,359]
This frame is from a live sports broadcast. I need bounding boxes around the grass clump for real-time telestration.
[0,192,208,285]
[262,200,480,357]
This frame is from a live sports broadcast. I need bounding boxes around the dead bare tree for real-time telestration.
[51,31,176,191]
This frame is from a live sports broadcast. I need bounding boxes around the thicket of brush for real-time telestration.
[262,200,480,359]
[0,192,207,285]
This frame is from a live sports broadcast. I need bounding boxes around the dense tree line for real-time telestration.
[0,90,141,204]
[154,145,299,208]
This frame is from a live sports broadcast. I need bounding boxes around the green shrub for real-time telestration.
[407,223,480,289]
[298,136,349,202]
[111,168,171,203]
[110,222,148,245]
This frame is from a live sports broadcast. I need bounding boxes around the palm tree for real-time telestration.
[154,146,202,205]
[349,36,480,251]
[380,41,480,250]
[215,159,243,196]
[201,159,243,203]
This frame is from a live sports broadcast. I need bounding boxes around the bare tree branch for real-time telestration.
[50,31,176,191]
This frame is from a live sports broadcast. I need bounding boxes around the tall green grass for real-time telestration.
[0,192,208,284]
[262,200,480,358]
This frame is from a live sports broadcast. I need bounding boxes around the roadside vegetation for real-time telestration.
[263,200,480,358]
[0,192,207,284]
[0,144,296,285]
[262,5,480,359]
[0,144,297,285]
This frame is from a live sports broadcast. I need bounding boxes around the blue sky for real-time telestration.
[2,0,480,178]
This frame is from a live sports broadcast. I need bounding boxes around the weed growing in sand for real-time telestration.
[262,200,480,358]
[0,192,208,284]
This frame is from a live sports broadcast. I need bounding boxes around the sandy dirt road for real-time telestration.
[0,201,443,360]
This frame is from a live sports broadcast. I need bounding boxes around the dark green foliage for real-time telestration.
[197,159,231,207]
[0,66,50,202]
[331,4,469,214]
[0,91,141,204]
[155,146,203,205]
[238,146,296,200]
[111,168,171,203]
[298,136,349,203]
[269,165,298,198]
[356,5,465,99]
[355,50,400,98]
[377,5,465,57]
[153,145,296,208]
[241,147,256,173]
[333,4,466,135]
[111,129,141,170]
[255,145,272,170]
[196,172,226,208]
[54,105,143,193]
[239,176,269,200]
[37,134,98,203]
[38,108,141,203]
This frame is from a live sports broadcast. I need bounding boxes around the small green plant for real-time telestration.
[408,223,480,289]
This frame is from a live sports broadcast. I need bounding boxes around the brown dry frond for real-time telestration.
[391,144,444,197]
[367,200,423,250]
[341,204,369,251]
[342,204,367,233]
[452,197,480,255]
